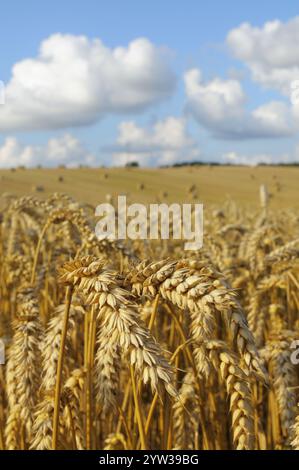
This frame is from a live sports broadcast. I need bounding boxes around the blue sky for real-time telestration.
[0,0,299,166]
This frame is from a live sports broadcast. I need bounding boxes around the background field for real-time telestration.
[1,166,298,209]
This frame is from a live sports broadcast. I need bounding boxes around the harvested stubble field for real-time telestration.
[0,165,299,208]
[0,165,298,450]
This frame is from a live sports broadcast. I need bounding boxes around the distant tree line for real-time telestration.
[159,161,299,168]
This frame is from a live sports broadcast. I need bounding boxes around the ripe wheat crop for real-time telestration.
[0,192,298,450]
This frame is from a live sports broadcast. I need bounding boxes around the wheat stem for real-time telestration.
[52,286,73,450]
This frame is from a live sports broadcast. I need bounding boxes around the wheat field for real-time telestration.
[0,167,298,450]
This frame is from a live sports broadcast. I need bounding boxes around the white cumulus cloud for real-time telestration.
[110,117,200,165]
[227,17,299,95]
[0,34,176,132]
[184,68,294,139]
[0,134,95,168]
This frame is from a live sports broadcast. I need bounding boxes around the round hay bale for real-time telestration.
[188,184,196,193]
[32,185,45,193]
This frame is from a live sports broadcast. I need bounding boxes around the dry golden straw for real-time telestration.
[0,192,298,450]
